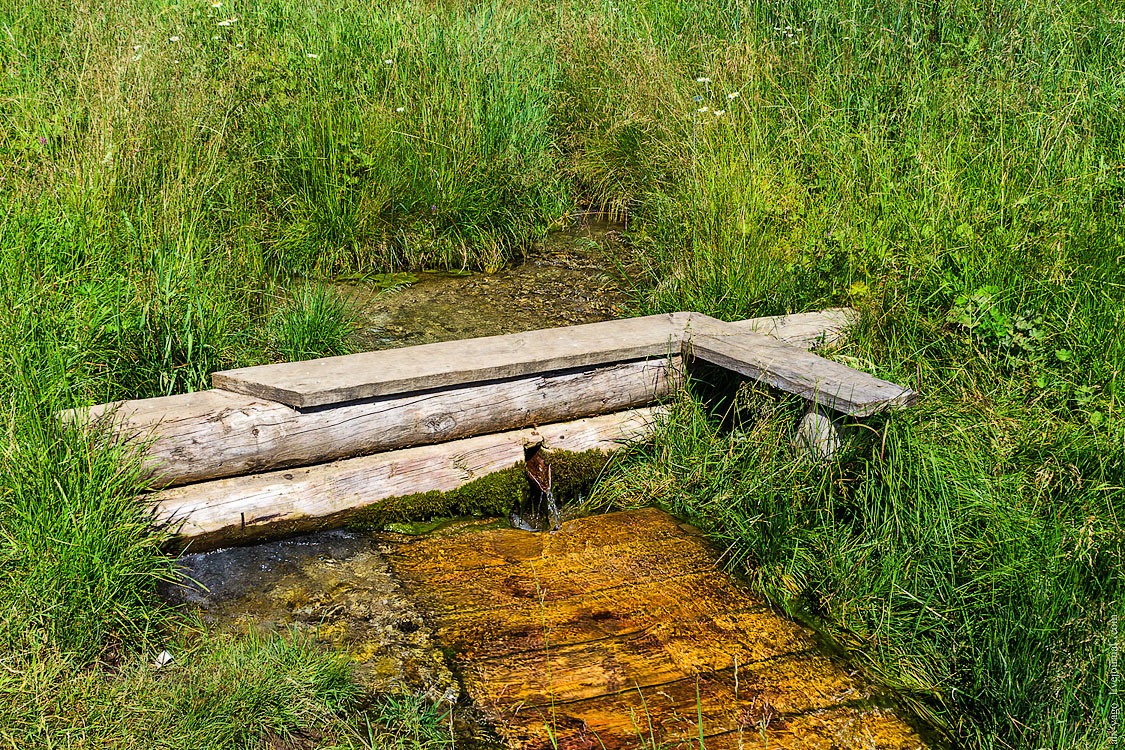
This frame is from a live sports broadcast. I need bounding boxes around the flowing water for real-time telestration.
[334,216,634,350]
[161,216,940,748]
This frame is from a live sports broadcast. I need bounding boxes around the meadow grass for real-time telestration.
[1,0,1122,746]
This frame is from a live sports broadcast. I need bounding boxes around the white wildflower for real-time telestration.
[306,53,318,58]
[210,0,222,6]
[218,19,231,26]
[236,42,243,48]
[396,106,405,112]
[727,91,740,99]
[695,76,711,83]
[697,106,708,113]
[714,109,725,116]
[169,35,180,42]
[384,58,393,64]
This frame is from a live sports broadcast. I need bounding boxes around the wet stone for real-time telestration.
[162,529,457,701]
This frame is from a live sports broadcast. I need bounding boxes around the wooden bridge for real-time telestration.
[69,308,930,749]
[65,309,915,548]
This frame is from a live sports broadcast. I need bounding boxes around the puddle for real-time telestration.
[335,217,634,349]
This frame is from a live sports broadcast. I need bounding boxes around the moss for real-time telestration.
[342,449,611,532]
[344,464,531,531]
[545,449,611,502]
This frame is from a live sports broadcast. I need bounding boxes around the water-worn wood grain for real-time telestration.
[62,359,678,488]
[152,409,662,548]
[385,508,930,750]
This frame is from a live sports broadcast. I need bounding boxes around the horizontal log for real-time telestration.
[687,330,918,416]
[65,359,678,488]
[154,408,664,549]
[63,310,860,489]
[212,310,858,409]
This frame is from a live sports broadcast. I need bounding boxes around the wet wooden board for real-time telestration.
[687,331,918,417]
[61,359,678,488]
[211,310,861,409]
[152,409,662,549]
[386,508,929,750]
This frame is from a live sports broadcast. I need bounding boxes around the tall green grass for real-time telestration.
[1,0,1122,746]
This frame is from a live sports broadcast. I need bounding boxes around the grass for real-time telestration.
[1,0,1122,746]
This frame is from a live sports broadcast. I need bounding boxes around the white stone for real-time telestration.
[793,406,843,462]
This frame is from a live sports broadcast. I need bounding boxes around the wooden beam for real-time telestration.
[62,310,860,488]
[686,330,917,416]
[64,359,678,488]
[153,408,664,549]
[683,308,857,349]
[211,309,858,410]
[213,314,686,409]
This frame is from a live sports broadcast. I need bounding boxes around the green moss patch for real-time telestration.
[344,449,611,532]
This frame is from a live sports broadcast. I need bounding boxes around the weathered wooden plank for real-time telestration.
[684,308,857,350]
[687,327,918,416]
[152,408,663,548]
[210,310,859,409]
[213,314,687,409]
[64,359,677,488]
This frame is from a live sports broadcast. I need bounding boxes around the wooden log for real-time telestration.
[64,359,678,488]
[62,310,860,488]
[685,324,918,416]
[152,408,664,549]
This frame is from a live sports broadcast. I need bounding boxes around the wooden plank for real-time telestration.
[151,408,664,549]
[687,326,918,417]
[63,359,678,488]
[213,314,687,408]
[210,310,859,409]
[684,308,857,349]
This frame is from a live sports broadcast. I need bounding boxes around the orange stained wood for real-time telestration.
[384,508,931,750]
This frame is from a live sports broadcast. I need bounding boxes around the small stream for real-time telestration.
[163,215,636,700]
[335,217,634,350]
[160,216,940,748]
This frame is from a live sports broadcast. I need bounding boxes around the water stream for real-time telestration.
[160,216,941,748]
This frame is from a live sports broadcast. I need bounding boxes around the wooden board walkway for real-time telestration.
[60,307,920,548]
[210,310,904,413]
[386,508,929,750]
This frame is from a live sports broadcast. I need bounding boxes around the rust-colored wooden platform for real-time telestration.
[385,508,929,750]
